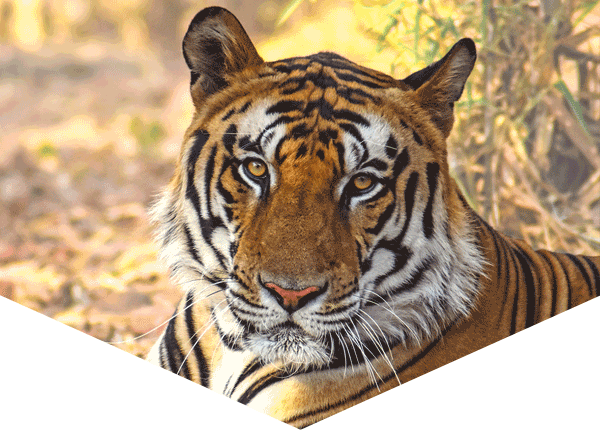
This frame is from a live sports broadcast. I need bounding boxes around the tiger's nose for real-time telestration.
[263,282,326,313]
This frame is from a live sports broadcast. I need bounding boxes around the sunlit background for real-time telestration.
[1,0,599,357]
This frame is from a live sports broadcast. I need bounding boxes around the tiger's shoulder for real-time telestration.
[146,6,600,427]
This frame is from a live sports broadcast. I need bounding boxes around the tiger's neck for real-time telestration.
[381,210,599,386]
[148,207,599,428]
[469,212,598,334]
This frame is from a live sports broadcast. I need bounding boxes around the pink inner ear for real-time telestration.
[265,283,319,307]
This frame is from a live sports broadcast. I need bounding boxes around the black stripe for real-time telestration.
[222,108,235,121]
[322,60,394,85]
[215,322,243,352]
[334,141,345,172]
[514,248,536,328]
[202,148,218,212]
[237,324,406,407]
[305,100,334,120]
[275,53,393,87]
[229,359,263,397]
[272,63,310,73]
[196,146,228,268]
[359,249,372,275]
[291,123,310,138]
[371,246,413,290]
[190,71,200,86]
[184,131,214,266]
[412,129,424,145]
[318,129,337,147]
[336,86,376,103]
[231,273,254,292]
[555,255,573,309]
[517,244,544,323]
[286,316,460,425]
[296,143,308,159]
[340,123,363,143]
[335,71,386,89]
[223,124,237,147]
[385,135,397,159]
[237,369,290,405]
[423,163,439,239]
[333,109,370,126]
[266,100,305,115]
[364,201,395,235]
[237,135,254,151]
[358,141,370,166]
[262,130,276,148]
[163,311,191,380]
[280,73,339,92]
[184,290,210,387]
[565,254,594,297]
[582,256,600,297]
[370,256,432,303]
[392,147,410,180]
[361,158,387,171]
[275,136,288,165]
[185,133,210,217]
[537,252,558,317]
[217,161,236,206]
[492,233,511,330]
[508,246,521,335]
[228,290,268,310]
[183,223,202,264]
[362,187,391,206]
[264,115,297,132]
[238,101,251,114]
[186,130,209,197]
[391,171,419,241]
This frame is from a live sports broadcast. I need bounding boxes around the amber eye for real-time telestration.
[353,175,373,191]
[245,159,267,178]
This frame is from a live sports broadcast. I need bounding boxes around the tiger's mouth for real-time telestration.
[242,322,333,371]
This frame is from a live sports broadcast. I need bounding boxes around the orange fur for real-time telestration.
[147,7,600,427]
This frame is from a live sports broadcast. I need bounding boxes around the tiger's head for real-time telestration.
[154,7,485,371]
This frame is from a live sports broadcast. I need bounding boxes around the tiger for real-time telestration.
[146,6,600,427]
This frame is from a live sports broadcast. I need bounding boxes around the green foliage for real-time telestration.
[129,117,165,156]
[37,141,58,158]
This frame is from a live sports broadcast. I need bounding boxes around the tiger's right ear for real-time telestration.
[182,7,263,102]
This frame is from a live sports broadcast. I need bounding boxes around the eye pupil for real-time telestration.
[247,160,267,177]
[353,175,372,190]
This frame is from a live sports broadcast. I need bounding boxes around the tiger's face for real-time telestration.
[154,8,484,371]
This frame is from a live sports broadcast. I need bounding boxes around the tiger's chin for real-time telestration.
[245,326,332,372]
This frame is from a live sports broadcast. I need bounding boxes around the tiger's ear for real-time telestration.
[182,7,263,102]
[401,38,476,138]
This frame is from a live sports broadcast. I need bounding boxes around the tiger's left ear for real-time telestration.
[401,38,476,138]
[182,7,264,103]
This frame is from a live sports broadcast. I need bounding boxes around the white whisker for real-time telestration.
[176,297,235,376]
[109,278,229,345]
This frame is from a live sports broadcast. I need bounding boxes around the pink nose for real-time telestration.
[264,282,320,311]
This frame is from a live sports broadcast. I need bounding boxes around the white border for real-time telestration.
[1,296,598,429]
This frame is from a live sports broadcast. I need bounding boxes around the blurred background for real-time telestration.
[1,0,599,358]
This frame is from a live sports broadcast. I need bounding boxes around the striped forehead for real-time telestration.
[235,100,288,160]
[340,112,395,172]
[233,100,397,173]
